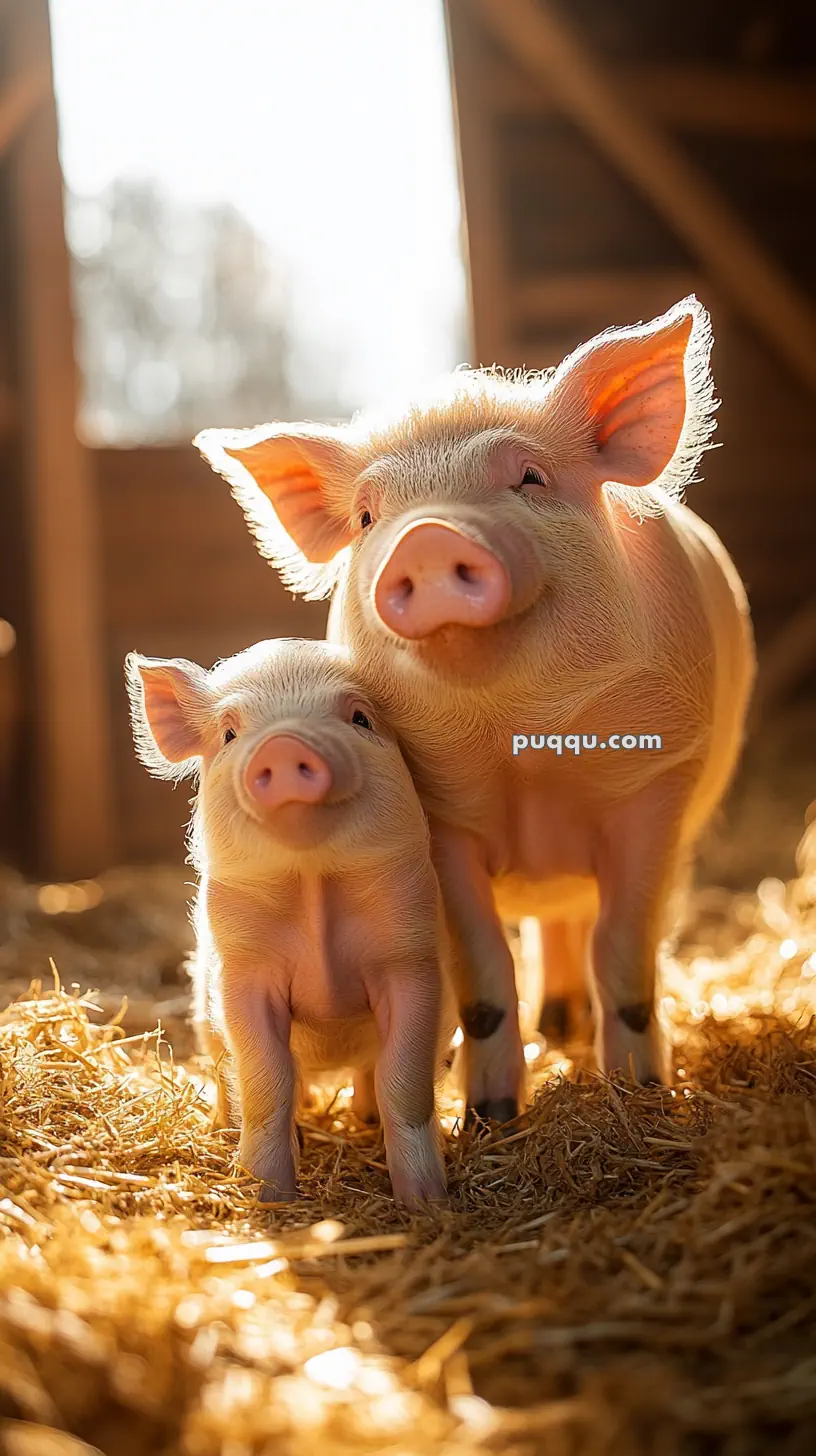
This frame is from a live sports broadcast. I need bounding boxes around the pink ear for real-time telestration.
[550,300,709,490]
[195,425,359,564]
[126,655,212,775]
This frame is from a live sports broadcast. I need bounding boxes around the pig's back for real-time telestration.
[659,499,755,838]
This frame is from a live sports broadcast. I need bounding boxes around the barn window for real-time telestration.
[48,0,468,445]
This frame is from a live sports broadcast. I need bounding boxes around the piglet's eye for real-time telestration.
[521,466,547,487]
[223,728,237,745]
[351,709,373,731]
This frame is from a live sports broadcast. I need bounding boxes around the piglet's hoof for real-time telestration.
[464,1097,519,1130]
[392,1175,448,1212]
[257,1180,297,1205]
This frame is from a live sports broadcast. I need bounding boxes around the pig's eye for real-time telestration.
[360,510,373,530]
[351,709,373,731]
[223,728,237,746]
[519,466,547,488]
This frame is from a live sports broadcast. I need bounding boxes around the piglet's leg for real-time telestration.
[190,947,233,1128]
[592,772,691,1084]
[222,979,298,1202]
[372,969,447,1209]
[431,820,525,1127]
[197,1021,233,1129]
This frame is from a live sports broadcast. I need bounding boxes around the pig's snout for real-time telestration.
[372,520,511,640]
[244,734,333,812]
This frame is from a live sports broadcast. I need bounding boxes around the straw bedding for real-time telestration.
[0,832,815,1455]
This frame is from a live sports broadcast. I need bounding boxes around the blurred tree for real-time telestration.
[66,178,346,444]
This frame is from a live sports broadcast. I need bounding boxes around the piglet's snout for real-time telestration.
[372,520,511,640]
[244,734,333,812]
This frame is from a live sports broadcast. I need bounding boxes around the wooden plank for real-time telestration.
[95,446,331,635]
[0,61,50,160]
[490,60,816,136]
[750,600,816,725]
[444,1,512,365]
[9,1,116,877]
[473,0,816,396]
[0,380,14,440]
[513,268,699,330]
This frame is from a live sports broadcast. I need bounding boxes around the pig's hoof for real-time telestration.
[257,1181,297,1205]
[352,1070,379,1125]
[464,1096,519,1130]
[597,1012,669,1087]
[393,1175,447,1211]
[538,995,593,1046]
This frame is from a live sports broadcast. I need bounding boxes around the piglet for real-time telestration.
[126,638,454,1207]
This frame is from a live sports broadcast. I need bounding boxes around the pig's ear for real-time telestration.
[125,653,213,781]
[194,423,362,600]
[547,295,716,507]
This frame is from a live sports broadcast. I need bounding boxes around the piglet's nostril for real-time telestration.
[456,562,477,584]
[244,734,333,812]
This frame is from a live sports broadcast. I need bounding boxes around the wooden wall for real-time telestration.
[1,0,115,878]
[94,446,329,864]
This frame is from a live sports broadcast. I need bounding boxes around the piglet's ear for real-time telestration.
[548,296,715,499]
[195,423,363,599]
[125,654,212,781]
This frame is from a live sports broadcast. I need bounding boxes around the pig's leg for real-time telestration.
[430,820,525,1126]
[591,772,691,1083]
[222,981,299,1201]
[352,1067,379,1125]
[190,946,233,1127]
[371,969,447,1208]
[538,917,594,1047]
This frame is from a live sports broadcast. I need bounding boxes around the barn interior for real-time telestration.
[0,2,815,1454]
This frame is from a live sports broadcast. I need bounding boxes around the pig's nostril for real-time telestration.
[297,762,312,777]
[456,562,477,585]
[256,768,272,789]
[397,576,414,600]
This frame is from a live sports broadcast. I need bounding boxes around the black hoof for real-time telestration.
[538,995,593,1045]
[618,1000,653,1034]
[539,995,569,1043]
[464,1096,519,1130]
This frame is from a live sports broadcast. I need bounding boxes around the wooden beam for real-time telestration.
[513,268,700,331]
[0,380,14,440]
[472,0,816,397]
[443,1,512,365]
[10,1,116,877]
[750,600,816,726]
[490,59,816,136]
[0,61,50,161]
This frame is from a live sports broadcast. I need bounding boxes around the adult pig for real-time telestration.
[127,639,454,1206]
[196,298,755,1124]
